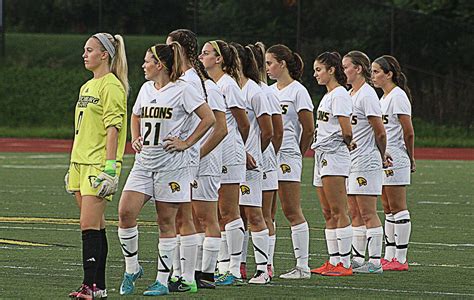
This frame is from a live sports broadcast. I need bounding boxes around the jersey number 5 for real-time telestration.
[143,122,161,145]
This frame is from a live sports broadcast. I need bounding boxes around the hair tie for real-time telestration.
[151,46,168,70]
[209,41,222,57]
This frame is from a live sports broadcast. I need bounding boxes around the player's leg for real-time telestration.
[262,190,276,277]
[244,205,270,284]
[348,195,367,268]
[381,187,395,264]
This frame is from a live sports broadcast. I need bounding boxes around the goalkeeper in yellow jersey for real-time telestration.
[65,32,129,299]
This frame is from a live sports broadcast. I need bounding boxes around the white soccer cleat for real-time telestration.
[279,266,311,279]
[353,261,383,274]
[248,270,270,284]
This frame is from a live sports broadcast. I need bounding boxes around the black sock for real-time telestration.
[201,272,214,282]
[82,229,102,287]
[94,229,108,290]
[194,270,202,280]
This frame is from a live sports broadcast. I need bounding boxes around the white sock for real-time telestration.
[325,229,339,266]
[384,213,396,260]
[336,225,353,268]
[241,230,250,264]
[217,231,229,274]
[291,222,309,271]
[225,218,245,277]
[195,233,205,272]
[394,210,411,264]
[180,234,198,283]
[351,225,367,264]
[171,234,181,278]
[118,226,140,274]
[202,237,220,274]
[268,234,276,267]
[251,229,269,272]
[156,237,176,285]
[367,226,383,266]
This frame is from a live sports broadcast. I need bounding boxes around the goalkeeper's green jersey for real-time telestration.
[71,73,127,164]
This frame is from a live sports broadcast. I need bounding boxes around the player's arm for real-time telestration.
[368,116,388,164]
[165,103,216,152]
[399,114,415,172]
[271,114,283,154]
[338,116,353,148]
[257,113,273,152]
[130,113,142,153]
[231,107,250,144]
[298,109,315,155]
[200,110,228,158]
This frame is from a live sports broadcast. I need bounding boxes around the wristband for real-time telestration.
[104,159,117,176]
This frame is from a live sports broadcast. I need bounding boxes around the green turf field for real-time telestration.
[0,153,473,298]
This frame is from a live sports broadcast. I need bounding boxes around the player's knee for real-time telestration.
[322,207,332,222]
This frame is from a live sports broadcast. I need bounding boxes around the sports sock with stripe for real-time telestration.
[82,229,102,287]
[171,234,181,278]
[95,228,108,290]
[351,225,367,264]
[384,213,396,260]
[118,226,139,274]
[202,236,220,278]
[225,218,245,277]
[217,231,229,274]
[336,225,353,268]
[241,230,250,264]
[156,237,177,285]
[251,229,269,272]
[268,234,276,267]
[195,233,205,273]
[291,222,310,271]
[394,210,411,264]
[180,234,198,283]
[325,228,340,266]
[367,226,383,266]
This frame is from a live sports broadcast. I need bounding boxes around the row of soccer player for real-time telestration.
[65,29,414,299]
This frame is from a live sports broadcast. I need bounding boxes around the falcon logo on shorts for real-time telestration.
[88,175,97,187]
[263,172,267,180]
[280,164,291,174]
[240,185,251,195]
[191,180,198,189]
[356,177,368,186]
[222,166,228,174]
[321,159,328,167]
[169,182,181,193]
[384,170,394,177]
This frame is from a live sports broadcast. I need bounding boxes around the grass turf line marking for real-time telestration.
[270,283,474,297]
[0,238,50,247]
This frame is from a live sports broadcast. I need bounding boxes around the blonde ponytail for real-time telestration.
[111,34,129,96]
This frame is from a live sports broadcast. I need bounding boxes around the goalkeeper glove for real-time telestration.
[93,160,119,198]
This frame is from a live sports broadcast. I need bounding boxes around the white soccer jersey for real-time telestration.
[350,83,382,158]
[216,74,246,167]
[198,79,226,176]
[132,80,205,171]
[179,68,204,169]
[313,86,352,151]
[270,80,314,157]
[242,79,271,169]
[380,86,411,150]
[260,82,281,172]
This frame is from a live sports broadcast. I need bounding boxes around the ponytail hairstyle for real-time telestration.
[316,51,347,87]
[168,29,210,99]
[344,50,372,84]
[247,42,267,84]
[148,41,184,82]
[266,44,304,81]
[92,33,129,95]
[374,55,412,102]
[230,42,260,84]
[209,40,242,86]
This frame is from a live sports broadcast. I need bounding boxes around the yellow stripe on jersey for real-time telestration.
[71,73,127,164]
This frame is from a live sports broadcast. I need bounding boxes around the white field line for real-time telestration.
[269,283,474,297]
[0,164,132,170]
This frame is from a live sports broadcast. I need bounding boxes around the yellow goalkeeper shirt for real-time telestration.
[71,73,127,165]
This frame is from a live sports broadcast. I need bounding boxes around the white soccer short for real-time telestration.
[347,169,383,195]
[192,175,220,201]
[262,170,278,191]
[277,153,302,182]
[123,163,191,203]
[313,146,351,187]
[221,164,246,184]
[383,146,411,185]
[239,170,263,207]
